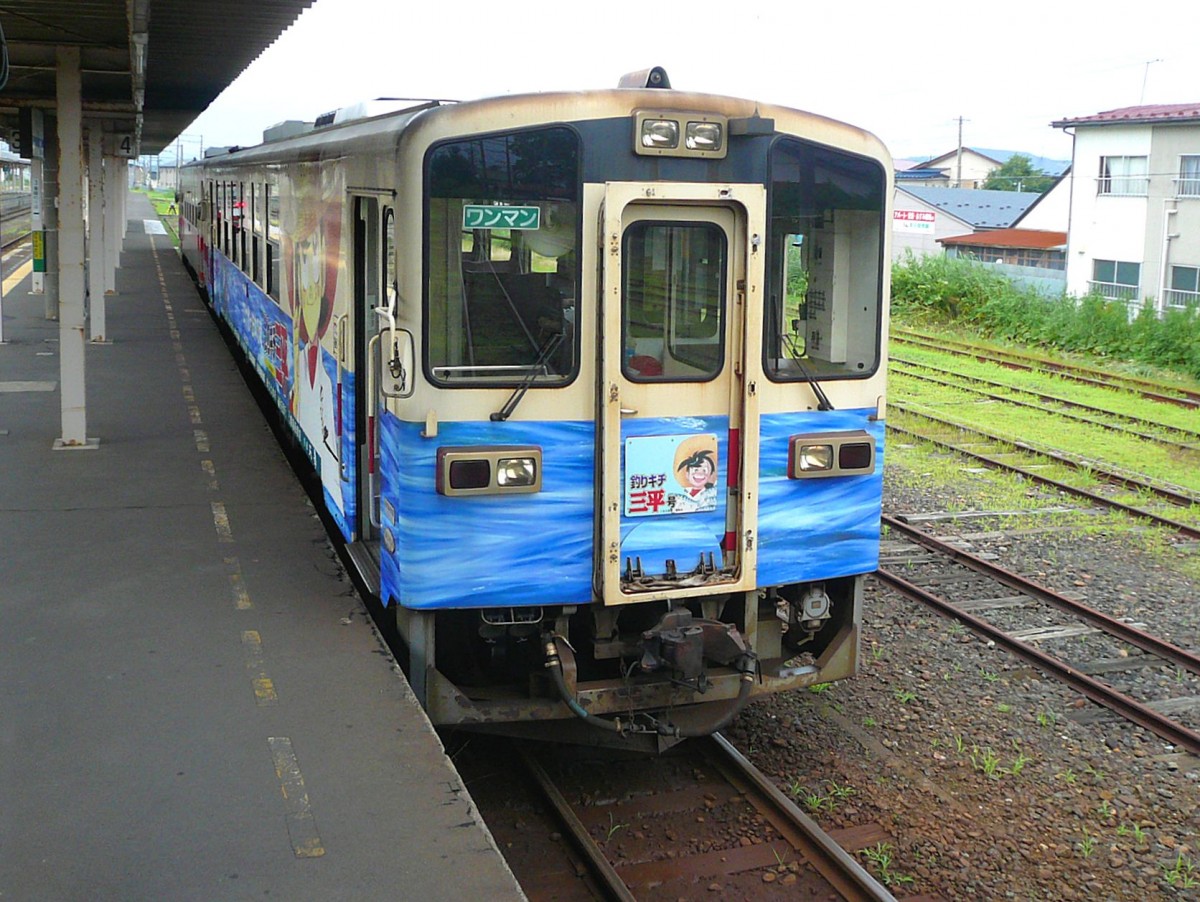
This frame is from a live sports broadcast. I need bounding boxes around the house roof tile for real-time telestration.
[1052,103,1200,128]
[939,228,1067,249]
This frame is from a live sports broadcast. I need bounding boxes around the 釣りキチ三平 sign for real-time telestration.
[624,434,719,517]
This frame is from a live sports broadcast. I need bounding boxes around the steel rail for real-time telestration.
[514,745,638,902]
[882,514,1200,678]
[873,567,1200,756]
[891,330,1200,409]
[705,734,897,902]
[886,419,1200,543]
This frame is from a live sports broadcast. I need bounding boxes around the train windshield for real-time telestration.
[764,139,886,381]
[425,127,580,386]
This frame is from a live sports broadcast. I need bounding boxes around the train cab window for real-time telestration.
[764,139,886,381]
[425,126,580,385]
[622,222,726,381]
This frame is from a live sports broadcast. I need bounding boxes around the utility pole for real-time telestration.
[955,116,965,188]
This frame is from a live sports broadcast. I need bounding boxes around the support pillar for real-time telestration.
[42,115,59,321]
[86,128,107,342]
[104,153,122,290]
[29,109,45,294]
[55,46,96,450]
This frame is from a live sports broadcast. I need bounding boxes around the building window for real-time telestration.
[1097,156,1148,196]
[1167,265,1200,308]
[1177,155,1200,197]
[1089,259,1140,301]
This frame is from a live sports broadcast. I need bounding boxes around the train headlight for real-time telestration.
[497,456,538,487]
[685,121,723,152]
[640,118,679,149]
[796,444,833,473]
[437,446,543,496]
[634,111,728,159]
[788,431,876,479]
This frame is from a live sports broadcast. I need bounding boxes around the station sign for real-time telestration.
[32,231,45,272]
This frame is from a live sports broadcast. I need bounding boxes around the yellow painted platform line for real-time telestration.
[3,260,32,294]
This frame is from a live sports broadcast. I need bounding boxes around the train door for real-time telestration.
[352,194,385,569]
[597,182,765,605]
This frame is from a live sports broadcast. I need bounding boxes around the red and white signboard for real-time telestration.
[894,209,936,233]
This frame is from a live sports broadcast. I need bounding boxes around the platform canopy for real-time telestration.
[0,0,316,154]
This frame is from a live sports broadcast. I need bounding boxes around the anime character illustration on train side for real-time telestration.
[283,164,348,520]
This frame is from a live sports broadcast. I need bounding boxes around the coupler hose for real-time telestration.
[544,637,624,733]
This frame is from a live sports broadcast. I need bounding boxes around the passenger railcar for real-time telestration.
[179,69,892,750]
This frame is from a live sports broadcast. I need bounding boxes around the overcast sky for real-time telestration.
[174,1,1200,168]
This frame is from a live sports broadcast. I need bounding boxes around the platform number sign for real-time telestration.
[105,133,137,159]
[462,204,540,230]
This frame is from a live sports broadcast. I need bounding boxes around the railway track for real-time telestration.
[889,356,1200,453]
[887,401,1200,541]
[875,514,1200,756]
[460,733,920,901]
[891,328,1200,409]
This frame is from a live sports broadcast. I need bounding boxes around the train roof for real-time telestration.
[188,86,891,171]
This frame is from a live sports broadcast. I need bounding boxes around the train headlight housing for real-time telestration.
[685,121,723,152]
[634,111,728,159]
[437,446,543,496]
[788,431,876,479]
[640,118,679,149]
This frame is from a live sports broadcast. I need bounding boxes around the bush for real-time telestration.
[890,254,1200,381]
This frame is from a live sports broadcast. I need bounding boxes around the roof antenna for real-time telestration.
[618,67,671,89]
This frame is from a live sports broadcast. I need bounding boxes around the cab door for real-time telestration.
[597,182,765,605]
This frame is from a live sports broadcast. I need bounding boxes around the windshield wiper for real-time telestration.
[490,331,565,422]
[793,358,834,411]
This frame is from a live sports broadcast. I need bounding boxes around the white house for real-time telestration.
[1052,103,1200,311]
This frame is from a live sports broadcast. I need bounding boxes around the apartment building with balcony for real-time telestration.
[1052,104,1200,311]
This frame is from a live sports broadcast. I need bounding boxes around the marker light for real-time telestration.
[640,119,679,149]
[788,431,876,479]
[437,446,543,496]
[685,121,723,152]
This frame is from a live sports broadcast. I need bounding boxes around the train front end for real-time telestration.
[375,80,891,748]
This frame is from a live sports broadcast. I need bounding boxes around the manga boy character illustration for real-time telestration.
[668,442,719,514]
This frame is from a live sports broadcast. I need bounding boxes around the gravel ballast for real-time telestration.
[728,463,1200,900]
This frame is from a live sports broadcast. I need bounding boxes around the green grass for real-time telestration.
[891,252,1200,382]
[137,187,180,247]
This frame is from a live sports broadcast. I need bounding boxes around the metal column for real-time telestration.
[54,46,96,451]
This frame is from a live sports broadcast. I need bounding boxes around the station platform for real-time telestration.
[0,193,525,901]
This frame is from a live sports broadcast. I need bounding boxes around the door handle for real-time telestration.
[620,407,638,416]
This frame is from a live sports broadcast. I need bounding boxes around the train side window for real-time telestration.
[425,126,580,386]
[764,139,885,381]
[383,206,396,310]
[237,181,248,272]
[249,183,262,285]
[266,181,281,303]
